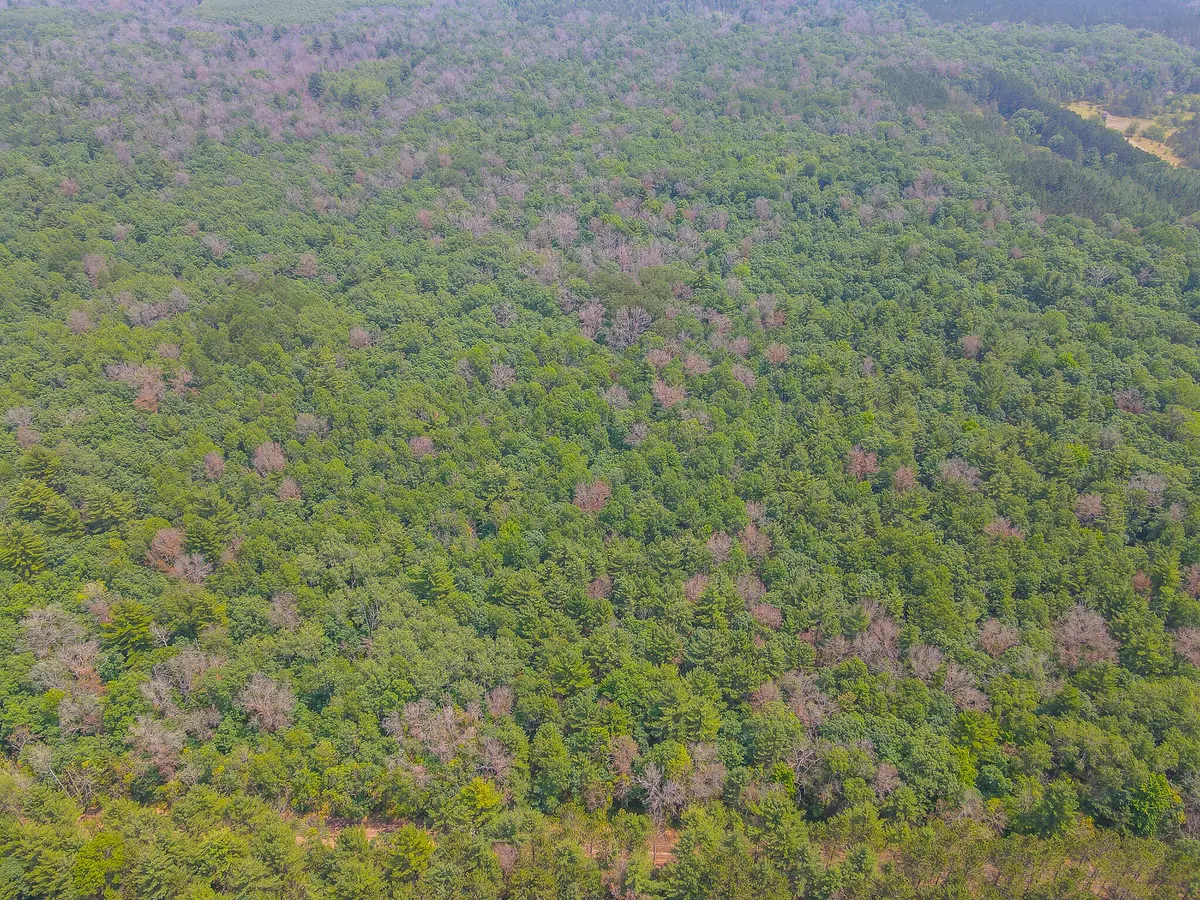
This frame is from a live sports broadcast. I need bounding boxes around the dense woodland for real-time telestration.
[4,0,1200,897]
[919,0,1200,46]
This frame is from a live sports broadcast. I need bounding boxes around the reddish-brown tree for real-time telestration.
[409,435,435,458]
[573,480,611,513]
[1075,493,1104,524]
[252,441,286,475]
[203,452,226,480]
[979,619,1020,658]
[1054,605,1119,670]
[847,446,879,481]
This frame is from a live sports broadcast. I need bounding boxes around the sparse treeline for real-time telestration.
[2,0,1200,898]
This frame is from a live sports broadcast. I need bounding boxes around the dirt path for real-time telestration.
[648,828,679,868]
[292,816,404,846]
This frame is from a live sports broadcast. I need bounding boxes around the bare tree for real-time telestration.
[645,348,673,371]
[909,644,943,683]
[1074,493,1103,525]
[295,413,326,438]
[652,380,686,408]
[203,452,226,480]
[24,743,68,793]
[749,602,783,630]
[268,593,300,631]
[253,441,286,475]
[1054,605,1118,670]
[874,762,901,798]
[978,619,1020,658]
[59,694,102,736]
[732,363,756,388]
[147,527,185,573]
[764,343,789,365]
[1128,473,1167,508]
[277,477,302,501]
[128,716,184,778]
[82,253,107,286]
[408,435,435,458]
[490,363,516,389]
[624,422,650,447]
[238,673,295,732]
[1174,627,1200,667]
[846,446,879,481]
[706,532,733,563]
[1114,388,1145,414]
[740,522,770,560]
[852,603,901,672]
[573,480,611,513]
[295,252,318,278]
[635,763,685,825]
[161,650,221,700]
[420,705,475,763]
[983,517,1024,541]
[1184,566,1200,599]
[180,707,222,742]
[778,671,834,729]
[60,641,101,689]
[684,574,709,603]
[943,662,989,711]
[200,234,229,259]
[892,466,916,493]
[68,309,93,334]
[141,669,179,715]
[736,574,765,602]
[19,606,85,658]
[686,743,727,801]
[578,302,606,340]
[938,458,981,491]
[105,363,167,413]
[609,306,652,349]
[486,685,514,718]
[4,406,34,428]
[478,736,514,782]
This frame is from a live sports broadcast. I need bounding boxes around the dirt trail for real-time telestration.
[648,828,679,867]
[292,816,402,846]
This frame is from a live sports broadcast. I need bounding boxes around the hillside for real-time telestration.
[2,1,1200,898]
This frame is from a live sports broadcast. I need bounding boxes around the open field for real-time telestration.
[1067,101,1185,166]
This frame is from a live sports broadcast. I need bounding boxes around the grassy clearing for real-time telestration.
[1067,101,1185,166]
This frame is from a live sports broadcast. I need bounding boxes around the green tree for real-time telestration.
[1129,773,1183,836]
[529,723,571,811]
[0,524,46,576]
[1012,776,1078,837]
[102,599,154,654]
[383,824,436,885]
[73,832,126,898]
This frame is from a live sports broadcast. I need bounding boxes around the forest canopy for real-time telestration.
[3,0,1200,898]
